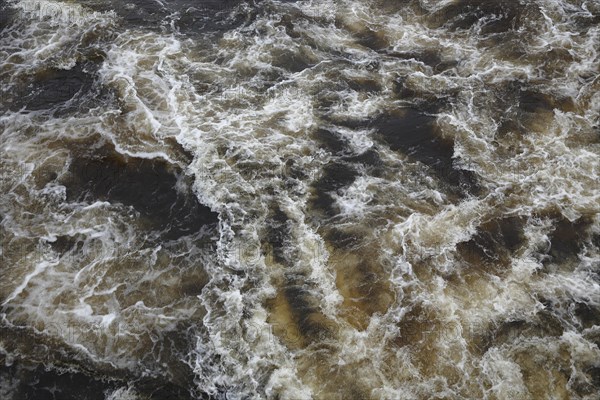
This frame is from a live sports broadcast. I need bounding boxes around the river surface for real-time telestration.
[0,0,599,399]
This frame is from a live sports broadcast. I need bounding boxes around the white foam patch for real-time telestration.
[1,0,599,398]
[104,387,139,400]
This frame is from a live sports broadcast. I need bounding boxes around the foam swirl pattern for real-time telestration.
[0,0,599,399]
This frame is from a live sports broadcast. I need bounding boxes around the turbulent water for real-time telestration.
[0,0,599,398]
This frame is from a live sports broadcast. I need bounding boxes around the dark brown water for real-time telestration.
[1,0,599,399]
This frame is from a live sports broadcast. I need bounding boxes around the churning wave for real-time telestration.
[0,0,599,399]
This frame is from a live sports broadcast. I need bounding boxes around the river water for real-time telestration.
[0,0,599,399]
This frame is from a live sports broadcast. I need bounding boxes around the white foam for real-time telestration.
[1,0,599,397]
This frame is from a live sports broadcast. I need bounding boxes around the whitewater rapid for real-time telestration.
[0,0,599,399]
